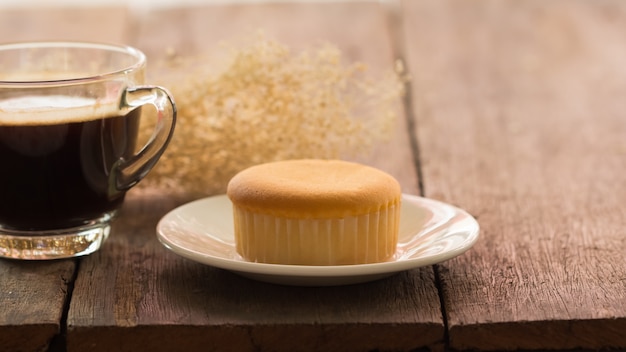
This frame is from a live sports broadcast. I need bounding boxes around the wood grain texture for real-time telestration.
[403,0,626,350]
[7,1,624,350]
[0,260,75,352]
[68,194,443,352]
[67,3,442,352]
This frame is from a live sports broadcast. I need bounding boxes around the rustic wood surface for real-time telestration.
[67,2,440,352]
[0,1,624,352]
[0,260,74,352]
[404,0,626,350]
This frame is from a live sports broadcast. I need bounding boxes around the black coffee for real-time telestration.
[0,96,141,231]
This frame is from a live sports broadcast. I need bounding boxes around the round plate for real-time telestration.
[156,194,479,286]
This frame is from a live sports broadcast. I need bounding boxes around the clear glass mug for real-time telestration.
[0,42,176,260]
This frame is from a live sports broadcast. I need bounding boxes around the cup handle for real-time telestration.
[114,86,176,191]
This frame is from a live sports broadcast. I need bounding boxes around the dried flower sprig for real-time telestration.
[141,32,404,196]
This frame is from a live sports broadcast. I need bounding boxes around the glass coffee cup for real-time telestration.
[0,42,176,260]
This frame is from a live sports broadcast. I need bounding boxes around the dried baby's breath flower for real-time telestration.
[141,32,404,196]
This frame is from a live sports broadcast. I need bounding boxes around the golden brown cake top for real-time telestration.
[227,159,401,218]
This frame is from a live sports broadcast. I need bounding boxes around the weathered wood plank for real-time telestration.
[67,2,443,351]
[403,0,626,350]
[70,194,441,351]
[0,7,134,352]
[0,260,74,352]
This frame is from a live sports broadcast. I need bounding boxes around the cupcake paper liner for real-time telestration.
[233,204,400,265]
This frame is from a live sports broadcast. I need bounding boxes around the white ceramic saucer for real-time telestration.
[156,194,479,286]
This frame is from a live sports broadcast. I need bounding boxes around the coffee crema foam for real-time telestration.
[0,95,120,126]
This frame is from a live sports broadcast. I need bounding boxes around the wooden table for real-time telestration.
[1,1,625,351]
